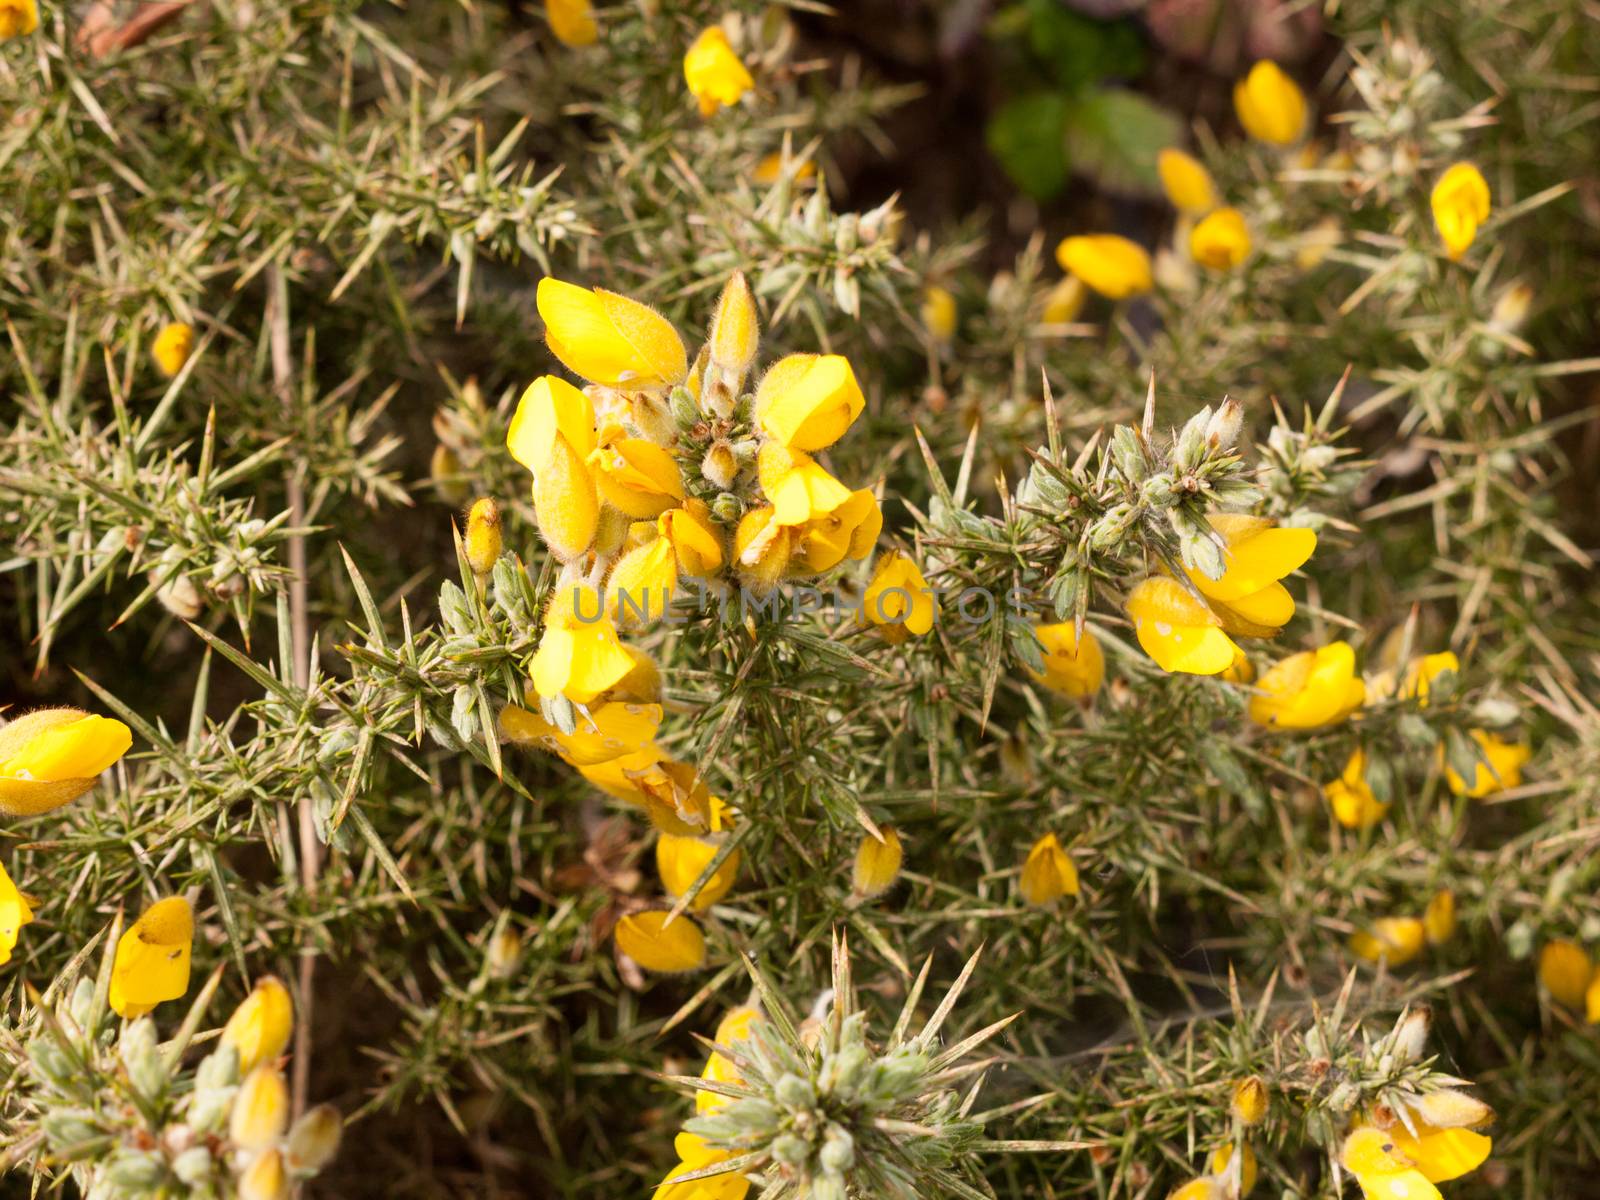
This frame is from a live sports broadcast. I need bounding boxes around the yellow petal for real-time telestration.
[532,436,599,561]
[545,0,598,48]
[1055,234,1153,300]
[1157,147,1218,215]
[1190,207,1251,271]
[755,354,866,452]
[657,834,740,910]
[537,278,686,388]
[1019,833,1078,905]
[1125,577,1237,675]
[1029,623,1105,698]
[1389,1125,1491,1183]
[152,322,195,378]
[682,26,754,117]
[852,826,903,898]
[615,911,707,973]
[1233,60,1307,146]
[0,711,133,784]
[111,897,195,1018]
[506,375,597,470]
[0,859,35,966]
[221,976,295,1075]
[1188,520,1317,603]
[1538,939,1592,1008]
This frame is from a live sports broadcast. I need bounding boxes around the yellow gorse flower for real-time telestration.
[238,1147,289,1200]
[1190,207,1251,271]
[545,0,597,47]
[657,819,741,911]
[1431,163,1490,260]
[221,975,294,1075]
[0,858,34,966]
[1128,515,1316,676]
[1210,1142,1256,1196]
[1348,916,1426,967]
[732,506,794,594]
[578,746,715,835]
[608,531,678,626]
[655,1131,750,1199]
[152,321,195,378]
[708,271,759,379]
[697,1005,763,1115]
[110,896,195,1018]
[592,433,688,518]
[863,552,936,642]
[921,285,957,341]
[852,826,903,898]
[531,584,639,704]
[1233,60,1307,146]
[1324,749,1388,830]
[755,353,866,452]
[1538,938,1591,1009]
[0,0,38,39]
[507,375,600,562]
[1019,833,1078,905]
[1423,890,1456,946]
[1157,148,1219,215]
[536,278,687,389]
[1028,623,1105,699]
[1443,729,1530,798]
[683,26,754,118]
[464,497,502,577]
[791,488,880,574]
[500,700,661,766]
[756,442,852,527]
[1248,642,1365,730]
[0,708,134,817]
[615,910,707,973]
[1056,234,1154,300]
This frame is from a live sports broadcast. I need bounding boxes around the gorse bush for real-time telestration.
[2,1,1599,1197]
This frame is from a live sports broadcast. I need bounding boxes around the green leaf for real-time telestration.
[1025,0,1146,92]
[1062,88,1181,197]
[986,92,1071,202]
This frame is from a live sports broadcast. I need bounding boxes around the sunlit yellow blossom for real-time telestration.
[1127,577,1239,675]
[657,833,740,911]
[790,488,880,574]
[921,285,957,341]
[0,859,34,966]
[591,435,686,519]
[863,552,936,641]
[536,278,687,389]
[1348,916,1426,967]
[1423,890,1456,946]
[221,976,294,1075]
[1019,833,1078,905]
[1185,515,1316,635]
[0,708,134,817]
[1389,1119,1492,1184]
[683,26,754,117]
[1055,234,1153,300]
[1210,1142,1257,1196]
[1028,623,1105,698]
[1431,163,1490,260]
[1341,1127,1442,1200]
[499,700,661,766]
[661,502,725,578]
[152,322,195,378]
[852,826,903,898]
[464,497,502,577]
[733,506,794,594]
[1190,207,1251,271]
[1539,939,1591,1008]
[507,376,600,562]
[608,534,677,627]
[1042,275,1088,325]
[757,442,852,526]
[708,271,759,377]
[231,1065,291,1152]
[545,0,597,47]
[1233,60,1307,146]
[1376,651,1459,705]
[531,585,638,704]
[1324,749,1388,830]
[1443,729,1531,799]
[1157,148,1218,215]
[755,354,866,452]
[110,897,194,1018]
[655,1136,751,1200]
[615,910,707,973]
[1248,642,1365,731]
[1232,1077,1268,1126]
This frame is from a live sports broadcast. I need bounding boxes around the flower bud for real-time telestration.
[487,926,524,978]
[221,976,294,1076]
[1019,833,1079,905]
[708,271,760,378]
[1205,398,1244,449]
[851,826,903,899]
[238,1148,289,1200]
[1233,60,1306,146]
[230,1066,290,1152]
[1231,1076,1268,1126]
[701,442,740,491]
[1538,939,1591,1008]
[286,1104,344,1173]
[464,497,503,577]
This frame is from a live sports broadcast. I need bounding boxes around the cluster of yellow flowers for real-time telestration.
[497,271,895,973]
[1045,58,1493,318]
[1167,1077,1268,1200]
